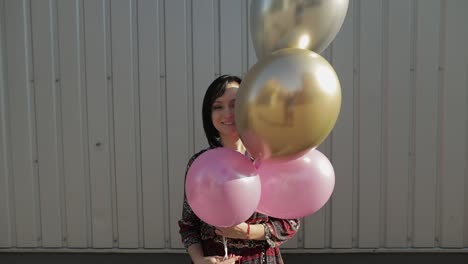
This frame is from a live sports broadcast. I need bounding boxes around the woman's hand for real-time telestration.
[215,223,249,239]
[195,255,241,264]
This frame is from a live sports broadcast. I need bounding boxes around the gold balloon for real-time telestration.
[235,48,341,161]
[250,0,349,59]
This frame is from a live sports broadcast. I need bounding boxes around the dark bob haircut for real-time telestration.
[202,74,242,148]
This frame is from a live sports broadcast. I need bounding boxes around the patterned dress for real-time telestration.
[178,148,300,264]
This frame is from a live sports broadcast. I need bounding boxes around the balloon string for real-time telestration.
[223,236,228,260]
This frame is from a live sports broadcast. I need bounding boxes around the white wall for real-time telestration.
[0,0,467,252]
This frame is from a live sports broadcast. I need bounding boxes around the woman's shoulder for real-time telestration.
[186,147,214,168]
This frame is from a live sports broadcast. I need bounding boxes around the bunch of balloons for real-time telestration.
[186,0,348,227]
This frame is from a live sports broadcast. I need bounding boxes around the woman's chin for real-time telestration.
[220,130,239,140]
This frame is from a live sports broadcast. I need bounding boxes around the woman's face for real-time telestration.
[211,82,240,140]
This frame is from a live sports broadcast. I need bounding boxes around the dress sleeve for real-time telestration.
[178,196,202,248]
[178,149,208,249]
[263,218,300,248]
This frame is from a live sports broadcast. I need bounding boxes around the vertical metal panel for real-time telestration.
[303,178,327,248]
[385,0,412,248]
[302,45,333,250]
[329,0,355,249]
[358,0,383,248]
[57,0,89,248]
[0,0,12,249]
[192,0,215,152]
[165,0,191,249]
[110,0,139,248]
[439,0,467,248]
[137,0,166,249]
[30,0,63,248]
[219,0,243,76]
[350,0,360,249]
[246,0,257,69]
[412,0,439,248]
[303,48,332,249]
[466,158,468,248]
[466,130,468,250]
[240,0,248,76]
[83,0,113,248]
[5,0,39,247]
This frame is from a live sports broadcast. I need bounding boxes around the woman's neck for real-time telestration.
[220,136,245,153]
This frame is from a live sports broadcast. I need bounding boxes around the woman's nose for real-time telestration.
[224,106,235,116]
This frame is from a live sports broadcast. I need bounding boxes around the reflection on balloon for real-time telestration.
[256,148,335,219]
[185,148,261,227]
[250,0,349,59]
[235,48,341,161]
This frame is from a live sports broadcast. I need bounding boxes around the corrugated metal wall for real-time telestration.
[0,0,467,252]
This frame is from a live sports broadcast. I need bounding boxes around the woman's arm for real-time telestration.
[248,223,266,240]
[187,243,205,263]
[263,218,300,247]
[178,197,203,248]
[215,218,299,246]
[179,150,209,248]
[215,222,265,240]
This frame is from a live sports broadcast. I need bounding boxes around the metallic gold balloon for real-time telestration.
[235,48,341,161]
[250,0,349,59]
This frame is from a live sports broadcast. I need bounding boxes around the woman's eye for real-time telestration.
[212,105,222,110]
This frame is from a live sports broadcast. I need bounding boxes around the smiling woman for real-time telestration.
[211,82,240,148]
[201,75,243,150]
[179,74,300,264]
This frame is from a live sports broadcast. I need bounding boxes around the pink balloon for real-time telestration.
[185,148,261,227]
[256,148,335,219]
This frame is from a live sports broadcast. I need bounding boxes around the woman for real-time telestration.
[178,75,300,264]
